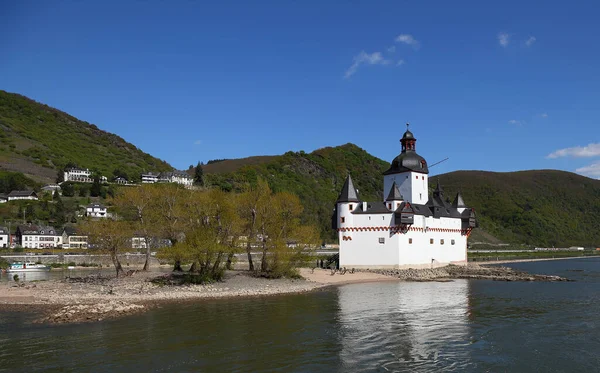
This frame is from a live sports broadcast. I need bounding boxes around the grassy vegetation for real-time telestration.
[0,90,173,182]
[0,171,41,193]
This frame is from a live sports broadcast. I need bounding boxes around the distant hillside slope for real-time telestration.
[205,144,389,238]
[0,90,173,182]
[205,148,600,246]
[430,170,600,247]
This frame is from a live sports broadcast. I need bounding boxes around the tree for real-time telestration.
[90,175,102,197]
[152,184,187,271]
[194,162,204,186]
[160,188,242,281]
[112,184,158,271]
[61,182,75,197]
[238,179,271,271]
[56,169,64,184]
[80,219,133,277]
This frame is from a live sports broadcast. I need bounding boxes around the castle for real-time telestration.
[333,125,476,269]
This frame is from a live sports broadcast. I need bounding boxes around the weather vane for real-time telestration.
[406,122,410,130]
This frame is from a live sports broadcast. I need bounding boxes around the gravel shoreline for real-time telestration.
[0,264,569,324]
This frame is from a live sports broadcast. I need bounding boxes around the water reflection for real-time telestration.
[336,280,472,372]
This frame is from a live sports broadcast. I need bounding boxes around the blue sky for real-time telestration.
[2,1,599,178]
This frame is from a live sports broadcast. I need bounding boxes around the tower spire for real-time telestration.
[337,175,360,203]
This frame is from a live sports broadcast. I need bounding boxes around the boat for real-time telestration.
[6,262,51,273]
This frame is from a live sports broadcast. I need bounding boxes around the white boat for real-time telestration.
[6,262,51,273]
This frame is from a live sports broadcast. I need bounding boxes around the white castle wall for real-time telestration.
[338,210,468,269]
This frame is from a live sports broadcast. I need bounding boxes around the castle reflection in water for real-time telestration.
[336,279,473,372]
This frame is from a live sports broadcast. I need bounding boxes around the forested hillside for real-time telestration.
[430,170,600,247]
[205,150,600,247]
[0,90,173,182]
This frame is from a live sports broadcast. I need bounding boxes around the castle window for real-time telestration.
[341,217,345,223]
[441,239,445,245]
[379,237,385,244]
[349,204,353,210]
[388,203,392,209]
[409,238,413,244]
[422,176,424,180]
[430,238,434,244]
[451,239,455,245]
[416,176,418,179]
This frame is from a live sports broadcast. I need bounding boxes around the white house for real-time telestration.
[333,125,477,269]
[61,227,88,250]
[0,194,7,203]
[159,171,193,187]
[7,190,39,201]
[141,172,159,183]
[0,226,9,249]
[41,184,61,194]
[141,171,193,187]
[114,177,128,184]
[16,225,60,249]
[64,168,108,183]
[86,203,108,218]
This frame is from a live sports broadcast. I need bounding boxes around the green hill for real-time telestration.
[0,90,173,182]
[205,150,600,247]
[430,170,600,247]
[205,144,389,238]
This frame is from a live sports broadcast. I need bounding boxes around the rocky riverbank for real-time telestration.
[0,264,569,324]
[360,264,570,282]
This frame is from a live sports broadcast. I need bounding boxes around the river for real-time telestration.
[1,258,599,372]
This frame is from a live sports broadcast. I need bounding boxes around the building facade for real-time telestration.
[333,126,476,269]
[86,203,108,218]
[141,172,159,183]
[7,190,39,201]
[0,227,9,248]
[16,225,60,249]
[64,168,108,183]
[61,227,88,249]
[141,171,193,187]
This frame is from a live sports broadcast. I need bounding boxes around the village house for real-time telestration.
[41,184,61,194]
[0,194,7,203]
[64,168,108,183]
[86,203,108,218]
[61,226,88,250]
[16,224,60,249]
[0,226,9,248]
[141,172,159,183]
[114,177,128,184]
[7,190,39,201]
[141,171,193,187]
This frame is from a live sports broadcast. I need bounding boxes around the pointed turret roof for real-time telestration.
[451,192,467,209]
[337,175,360,203]
[386,181,404,201]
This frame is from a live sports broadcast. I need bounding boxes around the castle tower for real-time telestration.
[383,124,429,204]
[336,175,360,231]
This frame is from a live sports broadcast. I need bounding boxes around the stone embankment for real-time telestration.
[361,264,569,282]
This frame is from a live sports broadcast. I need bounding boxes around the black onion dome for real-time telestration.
[384,152,429,174]
[402,129,415,140]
